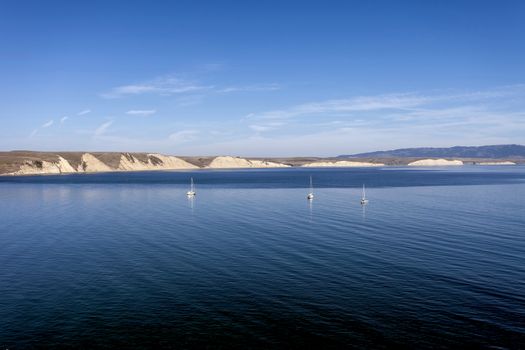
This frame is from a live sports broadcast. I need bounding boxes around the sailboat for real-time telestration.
[307,176,314,200]
[360,184,369,205]
[187,177,196,197]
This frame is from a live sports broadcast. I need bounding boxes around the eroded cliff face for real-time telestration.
[477,161,516,165]
[407,159,464,166]
[302,161,385,167]
[8,153,198,175]
[206,156,290,168]
[4,153,290,175]
[118,153,198,171]
[2,152,520,176]
[77,153,113,172]
[12,156,77,175]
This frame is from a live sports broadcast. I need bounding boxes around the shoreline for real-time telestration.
[0,151,522,177]
[1,162,522,178]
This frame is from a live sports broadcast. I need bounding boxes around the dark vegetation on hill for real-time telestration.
[341,144,525,159]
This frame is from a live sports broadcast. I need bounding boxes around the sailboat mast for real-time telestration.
[310,176,313,193]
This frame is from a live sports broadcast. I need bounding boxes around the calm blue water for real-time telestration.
[1,167,524,349]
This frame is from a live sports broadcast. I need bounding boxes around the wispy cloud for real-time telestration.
[39,84,522,156]
[126,109,156,116]
[218,83,281,93]
[94,121,113,137]
[60,116,69,123]
[101,72,282,99]
[226,84,525,155]
[42,120,54,128]
[169,130,199,144]
[249,125,273,132]
[249,122,285,132]
[28,119,55,138]
[28,119,54,138]
[77,109,91,116]
[247,94,429,120]
[247,85,525,122]
[101,76,212,99]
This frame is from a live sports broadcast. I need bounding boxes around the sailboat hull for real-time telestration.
[361,184,368,205]
[187,177,196,197]
[307,176,314,200]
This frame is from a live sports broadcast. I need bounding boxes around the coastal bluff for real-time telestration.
[0,152,198,176]
[0,152,292,176]
[0,151,521,176]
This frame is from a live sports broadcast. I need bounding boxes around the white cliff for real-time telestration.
[477,161,516,165]
[117,153,198,171]
[206,156,289,168]
[302,161,384,167]
[408,159,464,166]
[77,153,113,172]
[8,152,198,176]
[56,156,77,173]
[11,156,77,175]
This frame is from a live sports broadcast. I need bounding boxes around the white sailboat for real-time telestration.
[187,177,196,197]
[307,176,314,200]
[360,184,369,205]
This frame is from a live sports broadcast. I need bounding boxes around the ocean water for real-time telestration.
[1,166,524,349]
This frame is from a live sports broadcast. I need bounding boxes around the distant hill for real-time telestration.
[340,144,525,159]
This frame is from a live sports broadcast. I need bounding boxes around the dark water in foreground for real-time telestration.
[1,167,524,349]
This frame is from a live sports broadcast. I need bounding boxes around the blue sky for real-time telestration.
[1,0,524,156]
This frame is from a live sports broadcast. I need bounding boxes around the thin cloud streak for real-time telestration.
[28,119,55,138]
[42,120,54,128]
[247,85,525,121]
[101,76,211,99]
[77,109,91,116]
[169,130,199,144]
[126,109,157,116]
[94,121,113,137]
[101,74,281,99]
[218,83,281,93]
[249,122,285,132]
[248,94,429,120]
